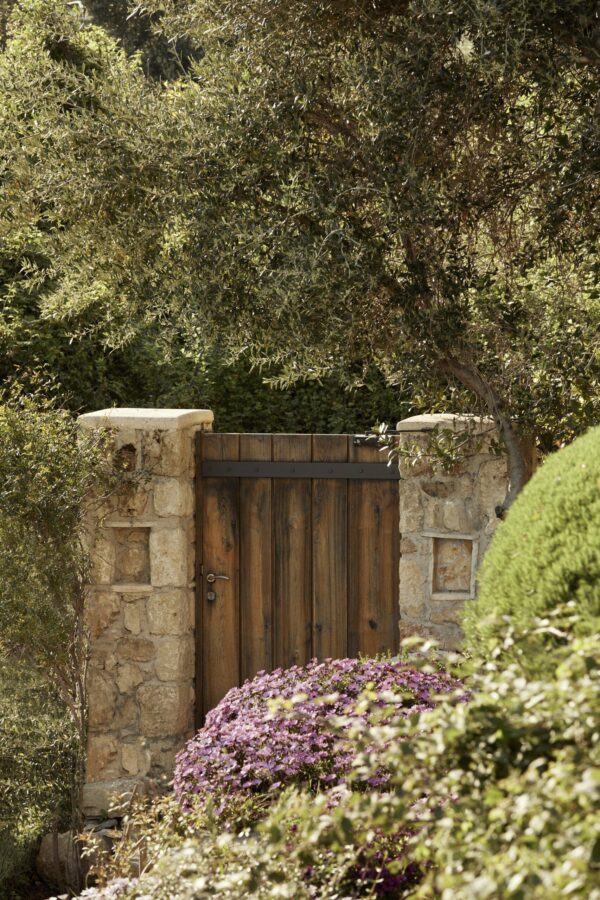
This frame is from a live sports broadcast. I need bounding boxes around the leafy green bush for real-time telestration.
[79,614,599,899]
[0,658,76,894]
[0,390,110,894]
[463,425,600,655]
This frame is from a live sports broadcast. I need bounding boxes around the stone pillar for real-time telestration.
[78,408,213,817]
[396,414,509,649]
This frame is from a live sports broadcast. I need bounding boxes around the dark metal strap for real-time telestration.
[201,460,400,480]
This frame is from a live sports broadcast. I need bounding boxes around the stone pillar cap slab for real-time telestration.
[78,408,214,431]
[396,413,495,433]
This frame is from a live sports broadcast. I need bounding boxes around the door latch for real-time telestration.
[206,572,230,584]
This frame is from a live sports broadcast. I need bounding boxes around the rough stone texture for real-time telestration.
[85,591,120,639]
[149,527,188,587]
[80,408,212,816]
[397,413,513,650]
[87,735,120,782]
[87,670,118,729]
[114,528,151,584]
[147,590,192,635]
[117,637,156,662]
[36,830,82,891]
[154,477,194,518]
[138,683,191,737]
[154,636,194,682]
[82,778,153,818]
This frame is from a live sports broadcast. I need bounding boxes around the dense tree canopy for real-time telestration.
[0,0,598,502]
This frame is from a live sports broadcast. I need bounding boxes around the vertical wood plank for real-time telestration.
[201,434,240,716]
[239,434,273,682]
[272,435,312,668]
[312,435,348,659]
[348,441,399,656]
[194,431,204,729]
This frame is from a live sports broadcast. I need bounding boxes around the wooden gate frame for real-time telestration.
[194,432,401,724]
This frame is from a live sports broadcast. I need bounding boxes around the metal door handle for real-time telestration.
[206,572,230,583]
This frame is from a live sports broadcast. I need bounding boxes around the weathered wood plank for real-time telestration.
[312,435,348,659]
[200,434,240,716]
[272,435,312,668]
[239,434,273,682]
[348,441,399,656]
[194,431,204,728]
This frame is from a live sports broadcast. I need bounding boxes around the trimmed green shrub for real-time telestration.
[463,425,600,653]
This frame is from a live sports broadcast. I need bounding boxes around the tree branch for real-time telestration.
[437,356,533,515]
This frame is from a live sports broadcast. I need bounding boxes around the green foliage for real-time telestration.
[1,0,598,456]
[0,389,110,896]
[0,657,76,894]
[81,616,600,899]
[463,425,600,655]
[0,391,107,674]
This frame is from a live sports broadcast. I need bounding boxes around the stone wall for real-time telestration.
[78,408,213,817]
[396,414,509,649]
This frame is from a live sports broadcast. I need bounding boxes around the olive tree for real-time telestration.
[1,1,598,509]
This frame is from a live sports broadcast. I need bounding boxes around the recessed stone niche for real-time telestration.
[113,527,151,584]
[432,536,474,596]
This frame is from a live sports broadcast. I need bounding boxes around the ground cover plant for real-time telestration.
[174,657,460,824]
[68,613,600,900]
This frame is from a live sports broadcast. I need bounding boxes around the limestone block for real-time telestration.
[87,735,119,782]
[400,558,428,603]
[88,670,118,729]
[82,778,149,818]
[142,430,192,478]
[153,477,194,518]
[150,528,188,587]
[147,741,180,775]
[85,591,120,639]
[419,480,453,499]
[116,484,150,518]
[442,501,471,533]
[432,537,474,594]
[114,695,138,731]
[138,683,190,737]
[400,536,419,556]
[478,457,508,514]
[399,621,463,651]
[123,602,142,634]
[154,636,194,682]
[147,590,192,635]
[423,498,445,530]
[399,488,423,532]
[121,741,151,777]
[430,599,465,626]
[398,455,434,478]
[36,830,81,890]
[114,528,151,584]
[92,531,115,584]
[116,662,144,694]
[117,637,155,662]
[90,644,118,672]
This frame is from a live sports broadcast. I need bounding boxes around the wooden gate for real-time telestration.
[195,433,400,722]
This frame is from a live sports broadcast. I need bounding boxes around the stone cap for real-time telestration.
[79,408,214,431]
[396,413,495,433]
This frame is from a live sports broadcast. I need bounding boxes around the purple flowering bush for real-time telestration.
[174,657,459,819]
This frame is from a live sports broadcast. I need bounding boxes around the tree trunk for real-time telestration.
[438,357,534,516]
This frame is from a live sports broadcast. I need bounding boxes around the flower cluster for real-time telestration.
[174,657,459,814]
